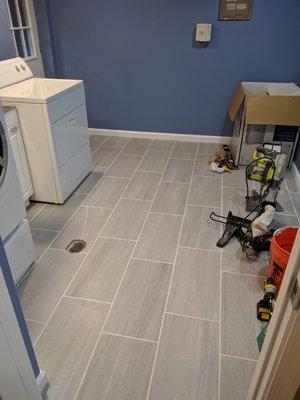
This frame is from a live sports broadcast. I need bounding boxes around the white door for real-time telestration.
[5,0,45,76]
[247,229,300,399]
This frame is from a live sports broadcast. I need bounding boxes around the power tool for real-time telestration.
[257,277,277,322]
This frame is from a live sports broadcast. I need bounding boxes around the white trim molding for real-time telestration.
[88,128,233,144]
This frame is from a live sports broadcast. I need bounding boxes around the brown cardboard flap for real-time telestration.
[245,96,300,126]
[229,85,246,121]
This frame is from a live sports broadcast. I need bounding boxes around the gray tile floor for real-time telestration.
[20,135,300,400]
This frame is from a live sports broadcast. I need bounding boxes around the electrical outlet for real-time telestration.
[195,23,212,42]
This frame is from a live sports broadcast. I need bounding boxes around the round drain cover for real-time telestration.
[66,239,86,253]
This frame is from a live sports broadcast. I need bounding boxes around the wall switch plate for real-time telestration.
[195,23,212,42]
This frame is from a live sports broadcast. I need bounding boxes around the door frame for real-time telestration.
[247,229,300,399]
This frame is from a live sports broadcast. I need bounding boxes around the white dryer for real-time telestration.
[0,58,91,204]
[0,106,35,284]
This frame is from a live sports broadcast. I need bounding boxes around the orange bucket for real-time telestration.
[267,226,298,291]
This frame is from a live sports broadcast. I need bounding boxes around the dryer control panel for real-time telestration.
[0,58,33,89]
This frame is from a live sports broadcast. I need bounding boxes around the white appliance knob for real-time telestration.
[21,65,26,71]
[15,65,20,72]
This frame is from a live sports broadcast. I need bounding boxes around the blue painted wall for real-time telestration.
[0,0,16,60]
[45,0,300,137]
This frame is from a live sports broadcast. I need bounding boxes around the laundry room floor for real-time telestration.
[19,135,300,400]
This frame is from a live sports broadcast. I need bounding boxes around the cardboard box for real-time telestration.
[229,82,300,166]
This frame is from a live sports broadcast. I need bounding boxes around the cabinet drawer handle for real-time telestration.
[68,116,76,125]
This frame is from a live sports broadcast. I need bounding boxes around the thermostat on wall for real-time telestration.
[195,23,212,42]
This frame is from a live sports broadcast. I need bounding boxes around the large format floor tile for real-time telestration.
[171,142,198,159]
[188,176,221,207]
[271,213,299,230]
[30,194,86,231]
[121,138,151,155]
[167,247,220,321]
[162,158,194,183]
[285,171,300,193]
[105,154,142,178]
[30,228,58,259]
[220,356,256,400]
[67,237,134,302]
[18,249,85,323]
[102,198,150,240]
[84,177,129,208]
[35,297,109,400]
[89,134,108,153]
[51,206,112,253]
[276,183,296,215]
[223,188,248,218]
[148,314,219,400]
[138,150,170,173]
[180,205,221,251]
[221,272,263,360]
[104,136,129,148]
[75,171,105,195]
[105,259,172,340]
[193,153,221,178]
[134,213,182,263]
[26,320,45,344]
[223,167,246,189]
[290,192,300,216]
[123,171,161,201]
[198,142,222,154]
[151,181,189,215]
[26,202,46,222]
[149,139,174,152]
[91,146,120,167]
[76,334,156,400]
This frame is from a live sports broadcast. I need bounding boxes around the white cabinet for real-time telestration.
[4,108,33,203]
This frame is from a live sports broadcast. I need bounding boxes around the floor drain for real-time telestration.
[66,239,86,253]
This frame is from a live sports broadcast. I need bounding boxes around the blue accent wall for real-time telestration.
[0,0,15,60]
[45,0,300,137]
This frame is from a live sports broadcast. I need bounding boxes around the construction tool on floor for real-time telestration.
[208,144,238,174]
[256,277,277,322]
[210,144,287,251]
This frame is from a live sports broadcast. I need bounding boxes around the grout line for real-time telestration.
[101,331,158,344]
[145,142,198,400]
[82,205,113,210]
[89,136,109,155]
[73,139,162,399]
[178,245,220,254]
[27,203,47,223]
[122,197,152,202]
[169,157,196,161]
[284,180,300,223]
[160,179,192,185]
[99,235,136,243]
[131,257,173,266]
[187,203,221,209]
[220,353,257,363]
[218,171,224,400]
[30,227,60,233]
[138,168,166,174]
[148,211,184,218]
[25,318,45,325]
[165,311,219,324]
[63,295,111,305]
[193,173,221,180]
[222,270,266,279]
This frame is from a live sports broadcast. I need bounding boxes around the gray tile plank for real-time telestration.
[84,177,129,208]
[67,237,134,302]
[223,188,248,218]
[30,194,86,231]
[221,272,263,360]
[123,171,161,201]
[92,146,120,167]
[26,202,45,222]
[188,176,221,207]
[18,249,85,322]
[104,136,130,148]
[121,138,151,155]
[167,248,220,321]
[171,141,198,159]
[180,205,221,251]
[198,142,222,154]
[102,198,150,240]
[222,240,268,276]
[89,134,108,153]
[220,356,256,400]
[193,154,221,178]
[35,297,109,400]
[271,213,299,230]
[223,167,246,189]
[134,213,182,263]
[105,259,172,340]
[162,158,194,183]
[149,139,174,152]
[26,320,45,343]
[51,206,112,253]
[106,154,142,178]
[148,314,219,400]
[290,192,300,216]
[285,171,300,193]
[31,228,58,259]
[275,183,296,215]
[138,150,170,173]
[151,181,189,215]
[75,171,105,195]
[76,334,156,400]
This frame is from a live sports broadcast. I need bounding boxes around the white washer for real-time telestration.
[0,58,91,204]
[0,106,35,284]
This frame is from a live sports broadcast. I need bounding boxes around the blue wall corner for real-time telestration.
[0,238,40,378]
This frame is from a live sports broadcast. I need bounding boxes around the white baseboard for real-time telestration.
[88,128,232,144]
[36,370,49,397]
[291,161,300,183]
